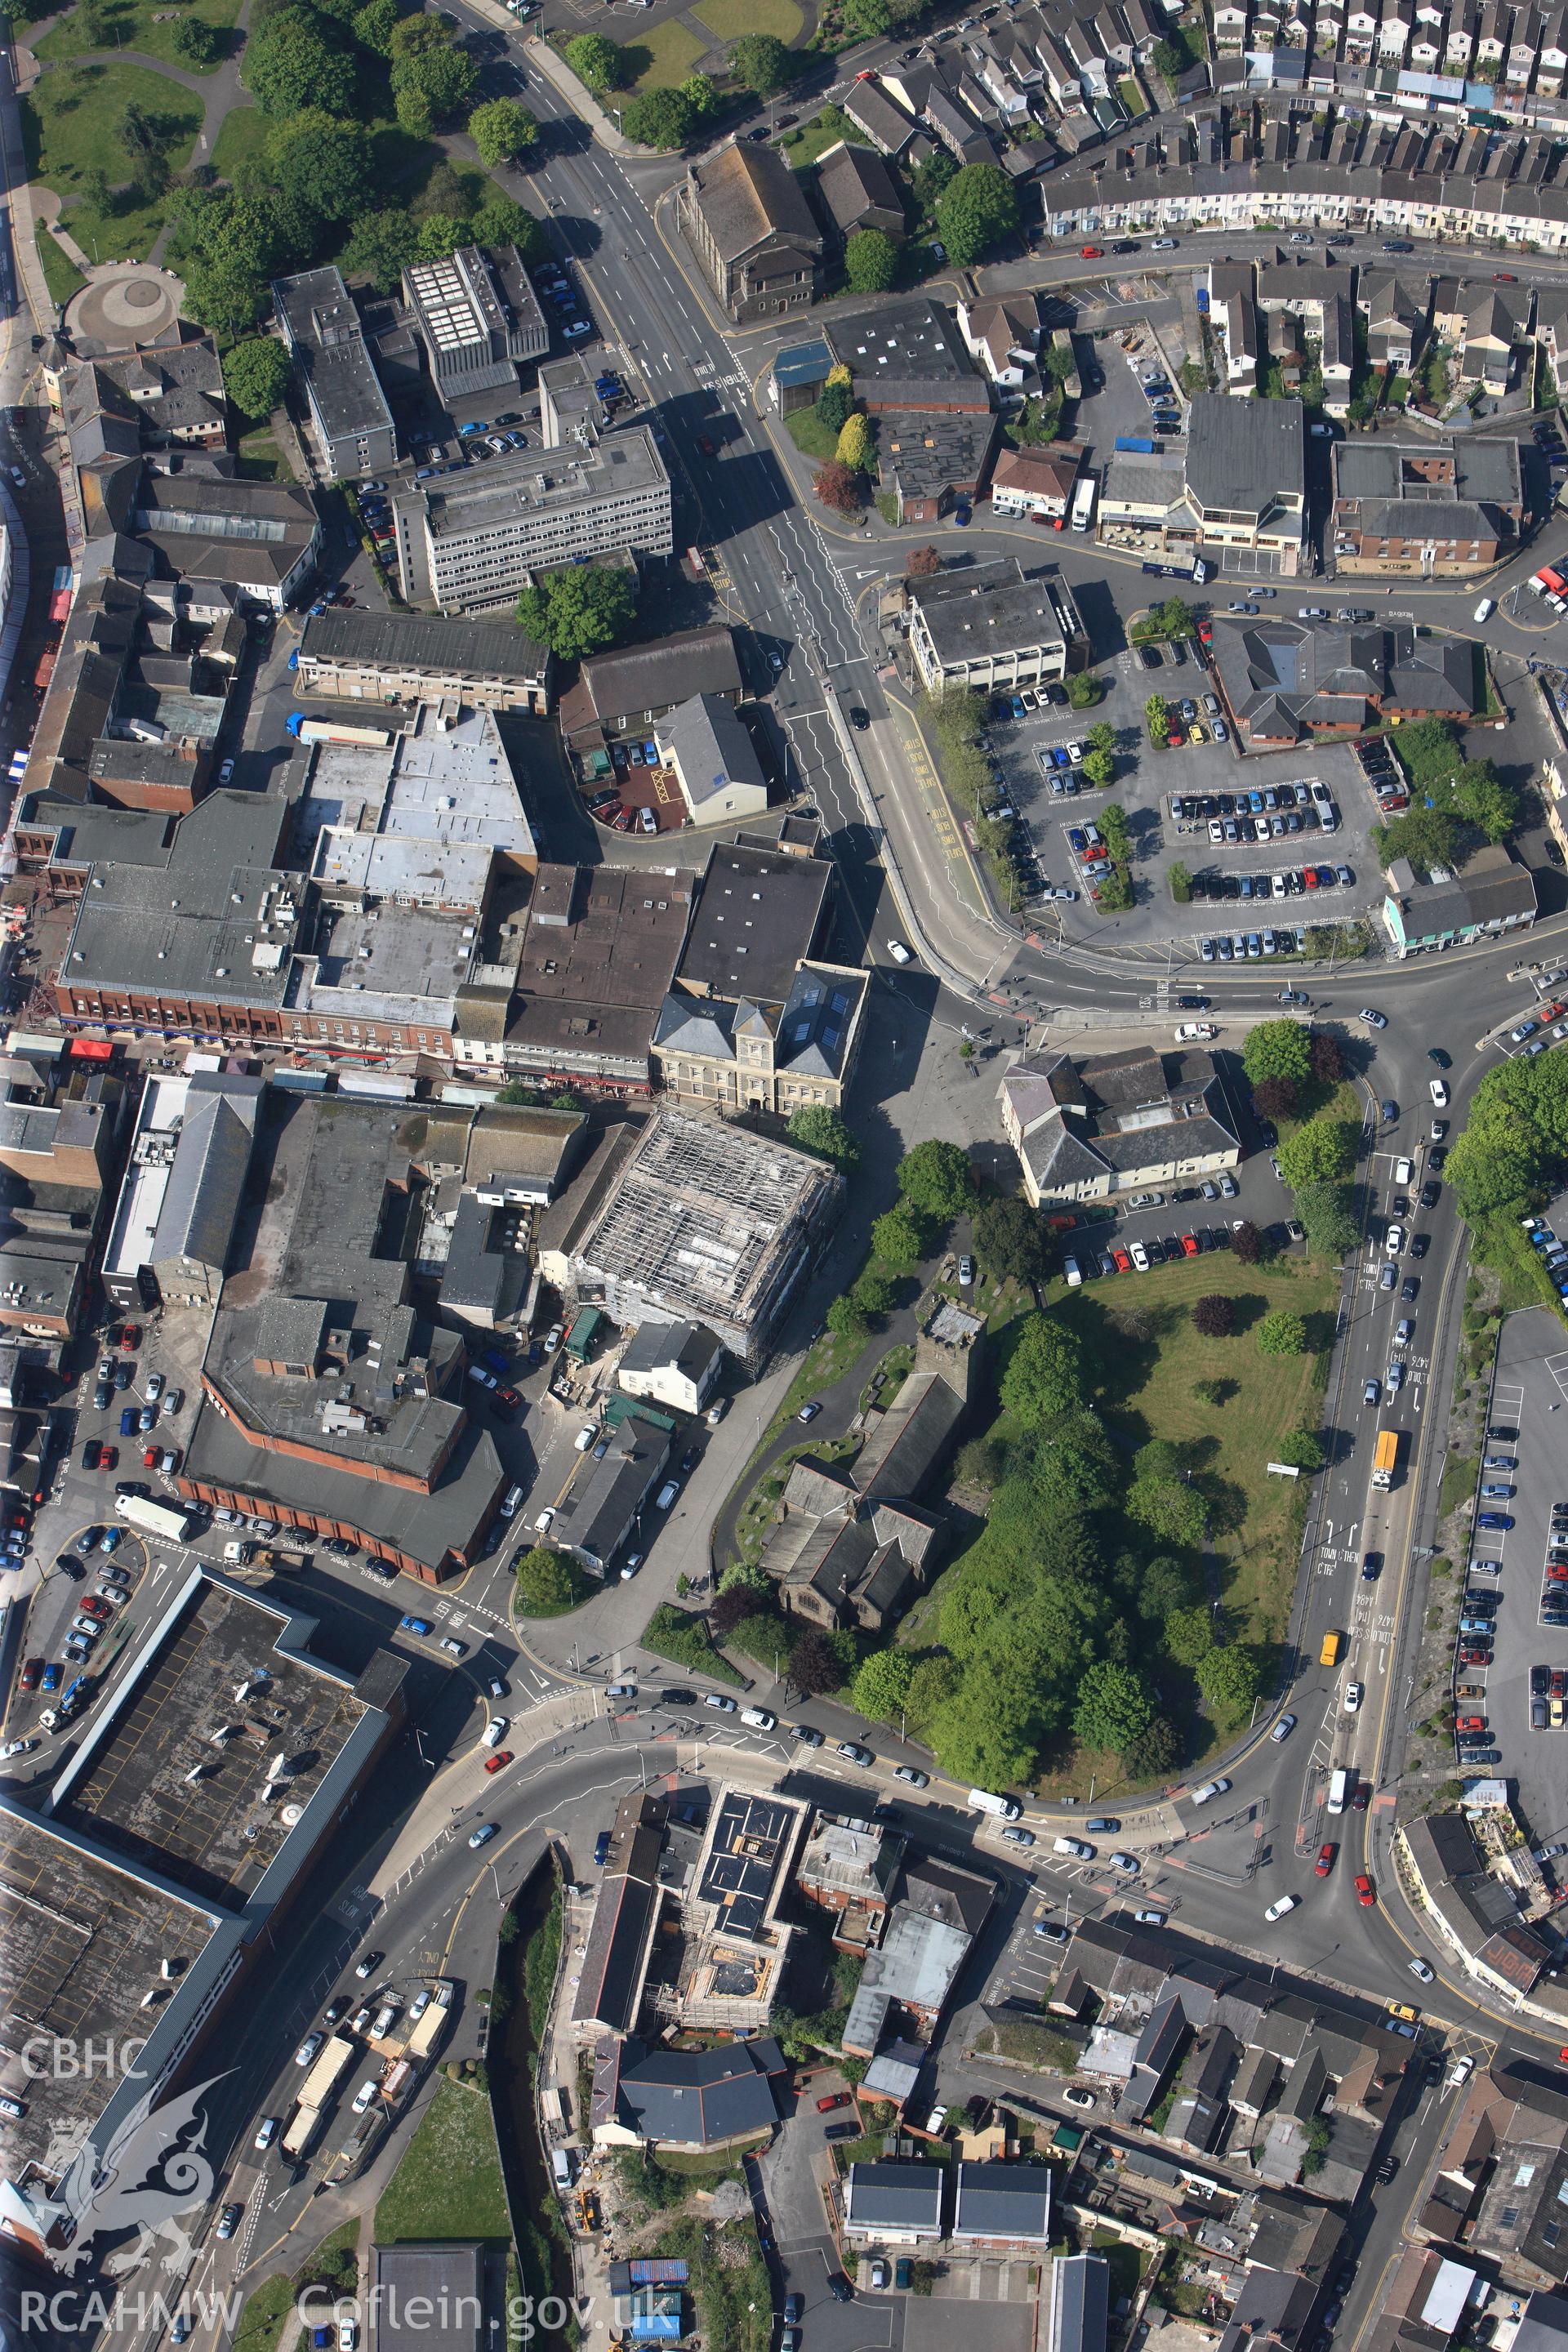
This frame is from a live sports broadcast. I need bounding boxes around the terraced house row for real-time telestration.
[1038,106,1568,245]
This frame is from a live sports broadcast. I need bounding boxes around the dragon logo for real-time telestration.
[50,2076,227,2277]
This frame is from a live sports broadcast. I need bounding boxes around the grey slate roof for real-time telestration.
[298,607,550,684]
[151,1085,259,1275]
[609,2035,786,2144]
[659,691,765,809]
[844,2160,947,2233]
[953,2161,1053,2241]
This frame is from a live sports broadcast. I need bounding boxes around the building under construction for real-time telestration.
[562,1110,843,1365]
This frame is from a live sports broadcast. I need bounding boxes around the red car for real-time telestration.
[78,1597,111,1622]
[1302,866,1319,888]
[97,1446,117,1471]
[483,1751,514,1775]
[1459,1649,1492,1667]
[1181,1232,1200,1257]
[20,1657,41,1692]
[1111,1246,1132,1272]
[1166,729,1184,748]
[1355,1874,1376,1906]
[144,1446,160,1468]
[120,1323,140,1352]
[1197,620,1213,644]
[817,2091,851,2114]
[697,435,715,457]
[1552,1669,1568,1699]
[1080,244,1104,258]
[1456,1715,1486,1731]
[496,1388,521,1412]
[1315,1842,1336,1877]
[1548,1563,1568,1581]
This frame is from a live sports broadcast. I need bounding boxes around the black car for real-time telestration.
[849,706,870,731]
[1419,1180,1440,1209]
[1401,1275,1419,1302]
[657,1687,697,1705]
[824,2122,858,2142]
[783,2297,803,2326]
[1410,1232,1430,1259]
[827,2274,855,2301]
[1375,2155,1400,2183]
[1534,1664,1552,1695]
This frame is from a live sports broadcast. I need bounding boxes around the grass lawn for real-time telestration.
[1440,1450,1477,1519]
[35,221,87,305]
[236,428,289,483]
[786,404,840,462]
[627,18,707,85]
[778,104,853,169]
[230,2221,360,2352]
[1047,1248,1338,1650]
[693,0,803,34]
[375,2078,511,2246]
[35,0,243,71]
[640,1601,746,1686]
[22,60,203,261]
[211,100,270,180]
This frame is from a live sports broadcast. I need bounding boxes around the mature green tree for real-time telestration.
[1134,1438,1186,1486]
[1085,721,1116,758]
[172,16,220,63]
[267,109,372,219]
[1242,1018,1312,1091]
[1135,1555,1200,1624]
[1277,1428,1325,1472]
[1161,1604,1214,1668]
[470,194,545,261]
[824,1295,866,1343]
[787,1102,860,1171]
[1127,1474,1206,1551]
[514,567,637,659]
[899,1139,973,1223]
[844,227,898,292]
[731,30,793,93]
[999,1315,1083,1428]
[817,379,854,435]
[468,96,539,167]
[564,30,630,91]
[1277,1118,1355,1188]
[1294,1178,1358,1257]
[1452,760,1519,843]
[337,207,421,291]
[1027,1414,1118,1517]
[973,1194,1047,1287]
[842,0,892,32]
[850,1263,898,1319]
[1082,749,1114,789]
[514,1545,580,1612]
[1073,1661,1154,1757]
[352,0,400,51]
[790,1627,843,1695]
[852,1648,916,1723]
[245,9,357,115]
[1198,1643,1266,1727]
[620,87,694,147]
[1256,1309,1307,1357]
[933,162,1018,265]
[1125,1713,1183,1781]
[221,336,292,421]
[392,40,478,127]
[871,1202,929,1270]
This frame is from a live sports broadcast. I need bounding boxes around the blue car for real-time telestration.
[1010,695,1027,718]
[644,740,657,763]
[1477,1512,1512,1530]
[119,1407,136,1437]
[1068,827,1088,853]
[1051,746,1071,768]
[594,1829,612,1867]
[399,1613,434,1636]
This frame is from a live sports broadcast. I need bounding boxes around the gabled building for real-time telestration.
[1331,436,1523,577]
[812,142,906,248]
[679,140,825,325]
[1209,613,1477,750]
[1001,1042,1240,1208]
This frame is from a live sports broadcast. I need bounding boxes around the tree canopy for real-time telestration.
[221,337,292,421]
[731,31,794,93]
[1000,1314,1084,1428]
[898,1140,973,1223]
[973,1195,1048,1287]
[851,1649,916,1723]
[1242,1019,1312,1091]
[564,32,630,91]
[1073,1661,1154,1757]
[844,228,898,292]
[870,1202,929,1270]
[933,162,1018,265]
[514,1545,582,1613]
[1277,1118,1356,1188]
[514,567,637,659]
[786,1104,861,1172]
[813,459,862,515]
[469,96,539,167]
[1257,1310,1307,1357]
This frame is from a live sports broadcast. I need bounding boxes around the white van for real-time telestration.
[741,1706,777,1731]
[1327,1766,1351,1815]
[550,2148,576,2190]
[1192,1777,1231,1806]
[1474,597,1495,623]
[500,1483,523,1520]
[1054,1835,1093,1859]
[1063,1255,1083,1287]
[969,1788,1022,1820]
[655,1481,679,1510]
